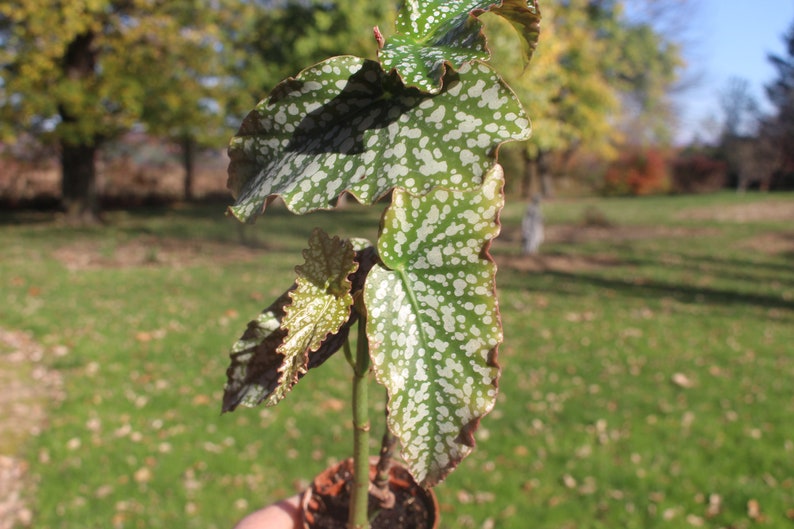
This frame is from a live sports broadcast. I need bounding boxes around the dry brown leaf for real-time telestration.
[706,493,722,517]
[672,372,695,388]
[133,467,152,484]
[747,499,761,520]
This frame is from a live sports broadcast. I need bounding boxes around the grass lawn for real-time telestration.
[1,191,792,529]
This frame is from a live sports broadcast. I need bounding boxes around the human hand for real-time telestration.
[232,494,303,529]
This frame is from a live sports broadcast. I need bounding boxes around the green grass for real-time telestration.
[1,192,792,529]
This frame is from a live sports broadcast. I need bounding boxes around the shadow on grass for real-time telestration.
[500,264,794,319]
[610,251,794,288]
[112,198,384,242]
[0,200,385,268]
[0,209,61,226]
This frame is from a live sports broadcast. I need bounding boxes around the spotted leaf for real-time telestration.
[222,238,377,412]
[363,164,505,486]
[275,229,358,400]
[380,0,541,92]
[222,290,291,412]
[227,56,529,221]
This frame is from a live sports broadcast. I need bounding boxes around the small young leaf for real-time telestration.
[364,164,505,487]
[222,240,377,412]
[274,229,359,400]
[227,57,529,221]
[380,0,541,92]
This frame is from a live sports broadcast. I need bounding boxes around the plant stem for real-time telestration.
[349,314,371,529]
[372,424,396,509]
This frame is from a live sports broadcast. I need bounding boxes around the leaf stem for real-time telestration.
[372,421,397,509]
[349,313,371,529]
[343,334,355,369]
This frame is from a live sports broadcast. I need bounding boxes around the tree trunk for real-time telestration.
[538,150,554,198]
[61,142,99,222]
[522,150,554,198]
[181,136,196,201]
[60,31,101,223]
[520,149,535,199]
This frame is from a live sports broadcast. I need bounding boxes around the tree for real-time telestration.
[715,77,774,191]
[132,3,233,202]
[487,2,616,196]
[764,19,794,173]
[486,0,683,196]
[719,77,760,138]
[613,20,682,144]
[0,1,228,220]
[223,0,395,121]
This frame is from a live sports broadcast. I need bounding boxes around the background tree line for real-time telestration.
[709,20,794,192]
[2,0,791,222]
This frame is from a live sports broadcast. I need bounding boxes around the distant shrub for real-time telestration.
[602,148,670,196]
[670,155,727,194]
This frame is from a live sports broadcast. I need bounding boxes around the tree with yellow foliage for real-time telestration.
[0,1,228,220]
[486,0,681,196]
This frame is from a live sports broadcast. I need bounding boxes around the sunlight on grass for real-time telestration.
[1,192,792,529]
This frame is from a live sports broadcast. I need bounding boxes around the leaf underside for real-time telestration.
[222,236,376,412]
[364,164,505,487]
[226,56,529,221]
[380,0,541,92]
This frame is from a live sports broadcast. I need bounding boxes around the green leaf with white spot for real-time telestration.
[227,56,529,221]
[363,164,505,487]
[380,0,541,92]
[280,228,358,354]
[274,229,358,402]
[222,236,376,412]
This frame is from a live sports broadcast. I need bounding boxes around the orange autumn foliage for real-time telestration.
[603,148,670,196]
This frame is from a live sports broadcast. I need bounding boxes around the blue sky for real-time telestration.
[675,0,794,143]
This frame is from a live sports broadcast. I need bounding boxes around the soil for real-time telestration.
[303,459,436,529]
[499,223,720,247]
[737,231,794,255]
[52,236,263,270]
[495,199,794,271]
[495,223,721,273]
[497,252,623,273]
[676,201,794,223]
[0,329,64,529]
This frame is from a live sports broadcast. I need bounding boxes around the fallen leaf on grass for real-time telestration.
[192,394,211,406]
[706,493,722,517]
[133,467,152,484]
[747,499,763,520]
[135,329,167,342]
[319,398,344,412]
[686,513,704,526]
[672,372,694,388]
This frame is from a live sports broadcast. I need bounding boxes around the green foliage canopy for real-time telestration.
[224,0,396,121]
[765,18,794,170]
[0,1,227,146]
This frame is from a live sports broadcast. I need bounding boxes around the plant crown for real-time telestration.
[222,0,540,487]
